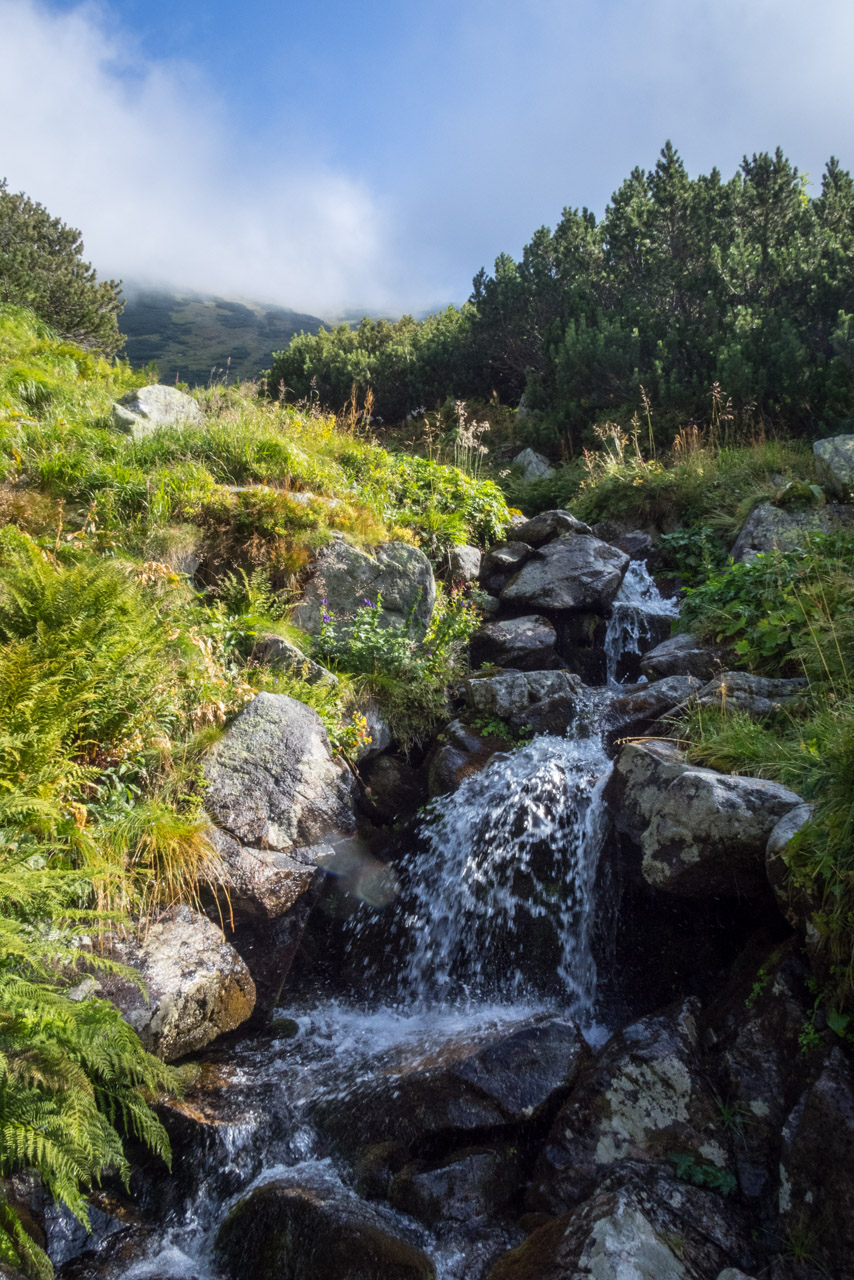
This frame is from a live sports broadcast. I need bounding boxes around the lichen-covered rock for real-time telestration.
[764,805,823,962]
[730,499,854,561]
[313,1016,588,1164]
[513,447,554,482]
[252,633,337,686]
[605,676,703,743]
[104,907,255,1061]
[204,692,355,850]
[470,615,559,672]
[529,1000,729,1213]
[688,672,807,718]
[501,535,628,614]
[641,768,802,898]
[292,538,436,637]
[215,1171,435,1280]
[813,433,854,499]
[491,1164,755,1280]
[446,543,482,583]
[606,740,694,845]
[778,1048,854,1278]
[111,384,203,437]
[462,669,581,720]
[512,510,592,546]
[640,633,726,682]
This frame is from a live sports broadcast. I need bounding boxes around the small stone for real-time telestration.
[447,544,482,583]
[813,433,854,499]
[513,447,554,482]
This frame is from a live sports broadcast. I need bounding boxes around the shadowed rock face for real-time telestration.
[470,615,559,672]
[215,1171,435,1280]
[501,535,629,614]
[292,538,436,638]
[640,632,727,682]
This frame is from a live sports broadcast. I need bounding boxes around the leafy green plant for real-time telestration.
[668,1153,737,1196]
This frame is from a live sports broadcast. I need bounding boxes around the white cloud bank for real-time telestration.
[0,0,393,315]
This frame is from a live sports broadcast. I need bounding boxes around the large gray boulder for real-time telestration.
[292,538,436,638]
[529,999,729,1213]
[103,907,255,1061]
[687,671,807,718]
[512,510,593,547]
[501,535,629,614]
[605,675,703,743]
[813,433,854,499]
[513,447,554,482]
[640,633,727,682]
[462,669,581,720]
[111,384,203,438]
[204,692,355,850]
[470,614,559,672]
[730,499,854,561]
[446,543,482,583]
[641,768,802,899]
[479,540,533,594]
[607,741,696,845]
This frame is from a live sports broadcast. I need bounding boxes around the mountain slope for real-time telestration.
[120,287,325,385]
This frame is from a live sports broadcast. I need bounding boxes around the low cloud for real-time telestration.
[0,0,393,316]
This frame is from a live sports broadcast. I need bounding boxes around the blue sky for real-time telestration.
[3,0,854,316]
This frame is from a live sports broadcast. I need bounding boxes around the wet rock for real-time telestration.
[702,940,814,1204]
[594,525,657,563]
[362,755,428,822]
[605,676,703,743]
[730,500,854,561]
[480,542,534,594]
[813,433,854,499]
[111,384,203,437]
[508,693,578,737]
[501,535,628,614]
[553,613,609,685]
[492,1164,755,1280]
[390,1145,521,1227]
[512,510,592,546]
[513,448,554,482]
[688,672,807,718]
[204,692,355,850]
[313,1016,589,1163]
[215,1171,435,1280]
[252,633,337,686]
[292,538,436,638]
[606,740,694,845]
[103,907,255,1061]
[470,615,559,672]
[529,999,729,1213]
[778,1047,854,1278]
[640,633,727,682]
[641,768,802,899]
[447,543,482,583]
[427,720,509,796]
[462,670,582,721]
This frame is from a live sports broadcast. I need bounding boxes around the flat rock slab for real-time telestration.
[112,384,203,438]
[463,669,581,720]
[687,671,807,718]
[501,535,628,614]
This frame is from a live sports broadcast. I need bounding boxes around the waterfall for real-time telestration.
[604,558,679,686]
[400,699,611,1018]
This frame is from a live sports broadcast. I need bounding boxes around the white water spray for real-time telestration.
[604,558,679,685]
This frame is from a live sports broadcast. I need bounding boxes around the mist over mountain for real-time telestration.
[120,286,325,386]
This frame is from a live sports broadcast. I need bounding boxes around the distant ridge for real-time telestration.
[120,286,326,385]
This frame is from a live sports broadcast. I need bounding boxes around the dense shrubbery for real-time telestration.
[272,144,854,452]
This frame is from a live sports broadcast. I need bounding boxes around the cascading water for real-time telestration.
[604,557,679,686]
[70,564,680,1280]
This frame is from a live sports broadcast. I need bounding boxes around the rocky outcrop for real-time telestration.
[470,614,559,671]
[813,433,854,499]
[203,693,355,1014]
[640,633,726,682]
[215,1171,435,1280]
[529,1000,729,1214]
[512,448,554,482]
[501,534,628,613]
[512,510,592,546]
[292,538,436,637]
[103,907,255,1061]
[204,692,355,850]
[111,384,203,438]
[730,499,854,561]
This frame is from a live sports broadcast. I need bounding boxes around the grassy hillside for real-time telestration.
[120,286,325,386]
